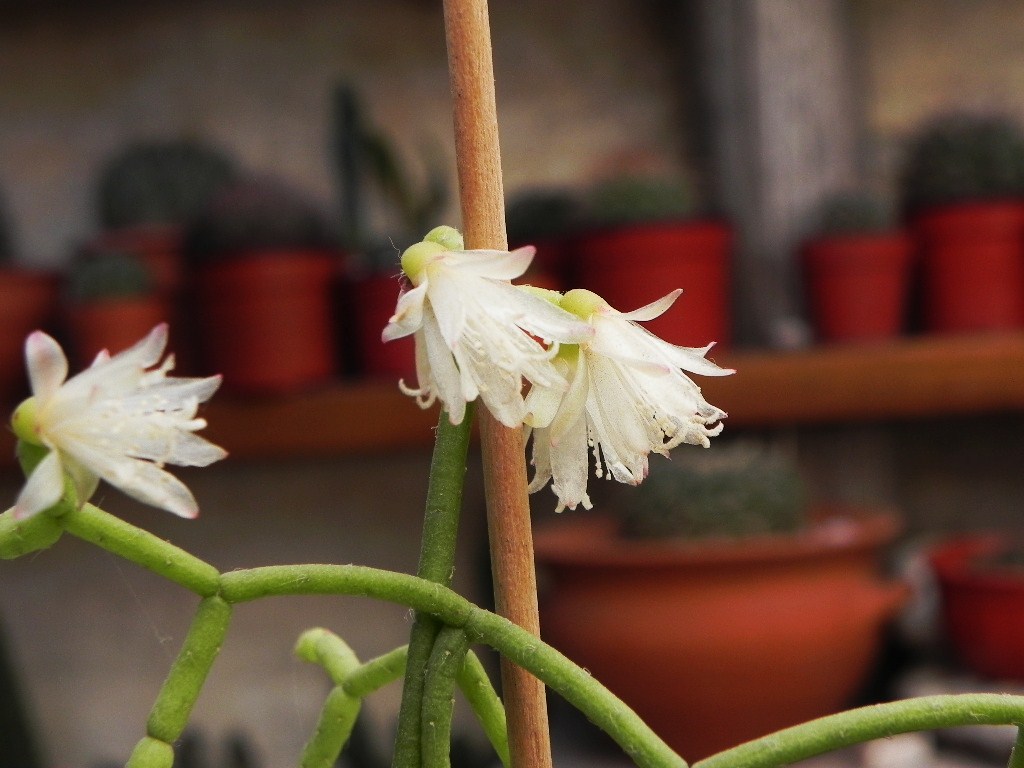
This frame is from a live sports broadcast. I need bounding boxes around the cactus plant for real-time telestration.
[813,192,894,236]
[66,250,154,303]
[97,140,237,230]
[185,174,339,262]
[505,188,580,245]
[584,175,695,229]
[616,445,808,540]
[331,84,448,272]
[900,113,1024,214]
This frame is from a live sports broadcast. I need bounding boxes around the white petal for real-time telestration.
[25,331,68,403]
[617,289,682,322]
[383,282,427,342]
[14,450,65,519]
[421,310,467,424]
[444,246,535,280]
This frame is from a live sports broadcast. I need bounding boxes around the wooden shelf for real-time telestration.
[5,334,1024,465]
[202,333,1024,458]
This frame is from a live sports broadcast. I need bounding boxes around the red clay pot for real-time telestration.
[351,273,415,381]
[802,232,914,343]
[196,251,341,394]
[931,535,1024,681]
[0,268,58,403]
[912,201,1024,333]
[534,509,906,761]
[66,298,170,368]
[575,221,732,348]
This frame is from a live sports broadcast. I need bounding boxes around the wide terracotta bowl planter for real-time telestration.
[912,201,1024,333]
[534,508,906,761]
[574,221,732,349]
[65,298,171,368]
[196,250,341,394]
[0,268,58,403]
[930,535,1024,682]
[802,233,914,343]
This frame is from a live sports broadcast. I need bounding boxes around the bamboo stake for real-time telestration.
[441,1,553,767]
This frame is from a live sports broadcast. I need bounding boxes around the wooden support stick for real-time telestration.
[441,1,554,767]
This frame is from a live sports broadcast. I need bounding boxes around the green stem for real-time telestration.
[295,629,363,768]
[457,650,509,768]
[1010,726,1024,768]
[422,626,470,768]
[344,646,409,698]
[60,504,221,597]
[142,596,233,746]
[394,406,474,768]
[219,564,682,768]
[694,695,1024,768]
[0,507,63,559]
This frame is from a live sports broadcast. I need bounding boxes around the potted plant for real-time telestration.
[801,192,915,343]
[186,174,344,394]
[930,535,1024,682]
[573,175,732,348]
[533,446,907,760]
[505,187,581,290]
[0,189,58,404]
[330,84,448,380]
[63,249,168,367]
[900,113,1024,333]
[94,139,238,298]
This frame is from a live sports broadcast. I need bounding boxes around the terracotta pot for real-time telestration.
[351,273,415,381]
[0,268,59,403]
[930,535,1024,681]
[196,251,340,394]
[912,201,1024,333]
[802,232,914,343]
[65,298,170,367]
[575,221,732,348]
[534,508,906,761]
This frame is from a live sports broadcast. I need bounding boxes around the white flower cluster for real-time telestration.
[11,325,226,520]
[383,226,733,512]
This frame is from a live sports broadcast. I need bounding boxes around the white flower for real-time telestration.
[525,289,733,512]
[11,324,227,520]
[382,229,593,427]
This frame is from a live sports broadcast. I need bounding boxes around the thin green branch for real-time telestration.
[0,507,63,559]
[219,563,683,768]
[421,626,470,768]
[345,645,409,698]
[295,629,363,768]
[145,595,233,744]
[60,504,221,597]
[1009,726,1024,768]
[694,695,1024,768]
[457,650,509,768]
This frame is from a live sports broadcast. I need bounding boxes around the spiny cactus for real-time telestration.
[505,188,580,246]
[813,192,894,236]
[185,175,338,262]
[900,113,1024,214]
[98,140,238,230]
[617,445,808,540]
[584,175,695,229]
[66,250,154,302]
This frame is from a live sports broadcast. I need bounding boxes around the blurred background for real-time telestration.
[4,1,1024,766]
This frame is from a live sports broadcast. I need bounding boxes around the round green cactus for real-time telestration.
[67,250,154,302]
[617,445,808,540]
[814,192,894,236]
[900,113,1024,214]
[97,140,238,230]
[584,175,695,228]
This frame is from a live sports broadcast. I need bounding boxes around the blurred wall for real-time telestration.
[4,1,1024,766]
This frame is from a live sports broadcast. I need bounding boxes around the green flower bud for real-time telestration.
[11,397,42,447]
[559,288,608,320]
[400,240,447,285]
[424,225,465,251]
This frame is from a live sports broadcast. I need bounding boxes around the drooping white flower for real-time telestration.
[525,288,733,512]
[11,324,227,520]
[382,227,593,427]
